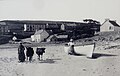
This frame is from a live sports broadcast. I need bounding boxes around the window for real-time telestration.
[109,26,113,30]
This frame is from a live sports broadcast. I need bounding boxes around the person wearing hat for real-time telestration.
[68,39,74,46]
[18,43,25,62]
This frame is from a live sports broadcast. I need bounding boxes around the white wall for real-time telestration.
[100,21,114,32]
[31,30,49,42]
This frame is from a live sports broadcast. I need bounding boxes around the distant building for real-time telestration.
[100,19,120,32]
[0,20,24,35]
[61,23,77,31]
[12,36,17,41]
[0,24,9,35]
[56,34,69,41]
[0,20,100,39]
[23,23,46,32]
[46,34,69,42]
[0,20,61,37]
[46,35,57,42]
[31,29,49,42]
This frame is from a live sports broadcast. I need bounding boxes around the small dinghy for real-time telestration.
[64,43,95,58]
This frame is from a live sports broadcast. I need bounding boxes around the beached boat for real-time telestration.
[64,43,95,58]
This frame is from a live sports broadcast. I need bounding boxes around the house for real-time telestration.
[46,35,57,42]
[56,35,69,41]
[1,21,24,34]
[100,19,120,32]
[31,29,49,42]
[46,34,69,42]
[23,21,61,32]
[61,23,77,31]
[0,24,9,35]
[0,20,100,39]
[12,36,17,41]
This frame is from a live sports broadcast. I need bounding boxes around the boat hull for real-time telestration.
[64,44,95,58]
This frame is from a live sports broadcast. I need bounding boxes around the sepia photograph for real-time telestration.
[0,0,120,76]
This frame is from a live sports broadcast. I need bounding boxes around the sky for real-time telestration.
[0,0,120,24]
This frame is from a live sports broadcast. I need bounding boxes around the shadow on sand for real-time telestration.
[71,53,117,59]
[39,58,61,64]
[92,53,117,59]
[73,53,86,56]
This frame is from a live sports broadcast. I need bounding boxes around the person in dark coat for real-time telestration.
[18,43,25,62]
[26,47,34,62]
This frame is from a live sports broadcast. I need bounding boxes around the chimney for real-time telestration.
[105,18,110,21]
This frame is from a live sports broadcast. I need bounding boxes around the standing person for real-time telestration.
[18,43,25,62]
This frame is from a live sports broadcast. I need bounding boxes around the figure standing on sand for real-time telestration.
[67,39,75,55]
[18,43,25,62]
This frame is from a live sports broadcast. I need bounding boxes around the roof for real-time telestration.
[102,19,120,27]
[66,23,77,26]
[34,29,52,35]
[0,20,80,24]
[56,35,68,38]
[109,20,120,27]
[34,29,46,35]
[0,22,7,25]
[47,35,57,39]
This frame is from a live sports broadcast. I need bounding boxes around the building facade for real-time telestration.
[0,20,100,40]
[0,24,9,35]
[100,19,120,32]
[31,29,49,42]
[0,20,24,35]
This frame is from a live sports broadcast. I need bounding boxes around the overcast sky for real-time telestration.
[0,0,120,24]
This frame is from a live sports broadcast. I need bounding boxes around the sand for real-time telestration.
[0,41,120,76]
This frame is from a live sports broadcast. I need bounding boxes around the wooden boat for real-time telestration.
[64,43,95,58]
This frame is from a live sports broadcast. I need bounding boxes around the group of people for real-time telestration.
[18,39,75,62]
[18,43,45,62]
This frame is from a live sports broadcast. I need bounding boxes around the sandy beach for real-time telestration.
[0,40,120,76]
